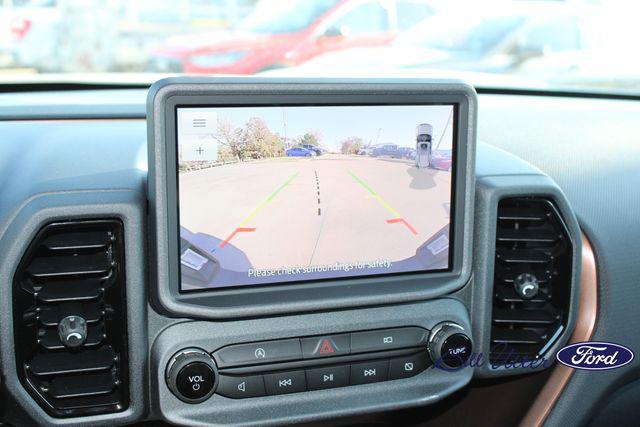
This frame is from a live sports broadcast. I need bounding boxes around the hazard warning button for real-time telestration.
[300,334,350,359]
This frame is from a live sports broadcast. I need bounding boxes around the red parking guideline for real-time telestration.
[386,218,418,236]
[219,227,256,249]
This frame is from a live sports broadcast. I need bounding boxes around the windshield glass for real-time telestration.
[241,0,339,34]
[398,14,526,53]
[1,0,639,94]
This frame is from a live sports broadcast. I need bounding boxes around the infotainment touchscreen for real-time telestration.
[177,104,455,291]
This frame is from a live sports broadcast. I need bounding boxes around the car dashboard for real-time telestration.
[0,82,639,427]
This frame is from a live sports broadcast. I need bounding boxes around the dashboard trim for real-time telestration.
[519,234,598,427]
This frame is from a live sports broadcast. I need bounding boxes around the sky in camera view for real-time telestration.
[179,105,454,152]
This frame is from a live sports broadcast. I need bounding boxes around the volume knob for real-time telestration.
[166,348,218,403]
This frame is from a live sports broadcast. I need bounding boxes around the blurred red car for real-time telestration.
[431,150,452,171]
[149,0,435,74]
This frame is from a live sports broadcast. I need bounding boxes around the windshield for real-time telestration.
[1,0,639,94]
[241,0,339,34]
[398,14,526,53]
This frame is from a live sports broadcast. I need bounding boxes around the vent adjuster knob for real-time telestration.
[514,273,539,300]
[58,315,88,348]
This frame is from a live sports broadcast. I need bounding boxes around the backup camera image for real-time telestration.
[177,105,454,290]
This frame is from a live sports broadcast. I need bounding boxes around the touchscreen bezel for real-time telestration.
[148,78,476,319]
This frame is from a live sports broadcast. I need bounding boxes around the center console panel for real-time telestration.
[151,299,472,426]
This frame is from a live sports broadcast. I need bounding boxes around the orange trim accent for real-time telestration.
[519,234,598,427]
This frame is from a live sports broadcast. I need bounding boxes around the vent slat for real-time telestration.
[39,302,103,326]
[497,207,548,221]
[496,228,559,244]
[29,346,115,376]
[27,252,112,278]
[496,248,551,264]
[39,325,105,350]
[493,308,558,325]
[51,393,121,411]
[495,286,549,303]
[47,373,116,399]
[495,265,549,285]
[41,231,111,251]
[489,344,545,363]
[491,328,543,345]
[37,279,104,303]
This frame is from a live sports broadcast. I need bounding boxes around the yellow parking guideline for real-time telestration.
[238,171,299,227]
[348,171,401,218]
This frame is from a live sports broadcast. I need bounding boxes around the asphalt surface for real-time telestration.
[179,154,451,276]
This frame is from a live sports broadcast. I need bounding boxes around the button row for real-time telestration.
[213,327,429,368]
[216,351,430,399]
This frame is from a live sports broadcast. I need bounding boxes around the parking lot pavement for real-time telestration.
[179,154,451,270]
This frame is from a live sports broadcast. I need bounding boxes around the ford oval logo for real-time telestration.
[556,341,634,370]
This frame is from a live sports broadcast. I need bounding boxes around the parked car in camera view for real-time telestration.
[357,146,373,155]
[148,0,435,74]
[372,143,399,157]
[397,146,416,159]
[286,147,316,157]
[301,144,323,155]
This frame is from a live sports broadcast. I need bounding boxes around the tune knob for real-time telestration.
[166,348,218,403]
[58,315,87,348]
[514,273,539,300]
[427,322,473,369]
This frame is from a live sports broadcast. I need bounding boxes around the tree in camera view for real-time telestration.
[340,136,363,154]
[214,117,285,161]
[296,132,320,147]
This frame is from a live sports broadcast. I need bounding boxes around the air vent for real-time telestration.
[13,220,128,417]
[490,198,572,366]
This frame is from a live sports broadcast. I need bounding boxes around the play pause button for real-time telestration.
[306,365,349,390]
